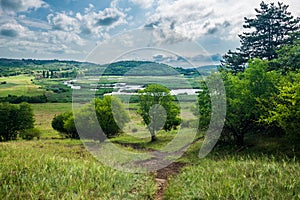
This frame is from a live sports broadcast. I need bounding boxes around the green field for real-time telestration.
[31,103,72,138]
[0,76,44,97]
[166,154,300,199]
[0,140,156,199]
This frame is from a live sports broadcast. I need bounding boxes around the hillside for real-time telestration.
[0,58,216,77]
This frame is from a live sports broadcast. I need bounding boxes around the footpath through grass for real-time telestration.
[1,132,300,199]
[112,132,300,199]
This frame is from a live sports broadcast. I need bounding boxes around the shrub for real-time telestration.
[0,102,34,141]
[20,128,41,140]
[52,112,79,139]
[52,96,130,141]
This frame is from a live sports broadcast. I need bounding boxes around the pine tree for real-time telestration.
[222,1,299,73]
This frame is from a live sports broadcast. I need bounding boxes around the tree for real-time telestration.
[226,59,280,145]
[138,84,180,142]
[0,102,34,141]
[52,96,129,140]
[269,34,300,72]
[201,60,279,146]
[93,96,130,138]
[52,112,79,139]
[261,72,300,137]
[222,1,300,73]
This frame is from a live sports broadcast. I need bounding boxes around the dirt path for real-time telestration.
[113,137,204,199]
[153,162,186,200]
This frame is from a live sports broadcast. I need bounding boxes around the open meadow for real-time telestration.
[1,129,300,199]
[1,70,300,199]
[0,76,44,97]
[31,103,72,138]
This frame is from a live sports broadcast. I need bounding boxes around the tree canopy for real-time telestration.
[222,1,300,73]
[138,84,180,141]
[52,96,129,141]
[0,102,34,141]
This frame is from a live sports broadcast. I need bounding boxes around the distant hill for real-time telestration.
[0,58,93,67]
[0,58,218,77]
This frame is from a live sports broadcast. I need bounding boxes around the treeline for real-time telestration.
[85,60,202,77]
[1,59,204,78]
[0,95,48,104]
[0,58,84,68]
[199,1,300,146]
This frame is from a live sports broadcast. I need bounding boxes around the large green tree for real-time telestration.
[222,1,299,73]
[200,60,279,146]
[261,72,300,137]
[269,34,300,72]
[0,102,34,141]
[52,96,129,141]
[138,84,180,142]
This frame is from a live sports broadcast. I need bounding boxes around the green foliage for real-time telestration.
[0,140,156,199]
[270,36,300,72]
[200,59,280,145]
[52,112,79,139]
[261,72,300,137]
[52,96,129,140]
[196,80,211,130]
[20,128,41,140]
[0,102,34,141]
[138,84,180,141]
[224,59,280,145]
[0,94,47,103]
[222,1,300,73]
[93,96,130,138]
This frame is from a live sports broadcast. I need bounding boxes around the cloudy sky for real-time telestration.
[0,0,299,66]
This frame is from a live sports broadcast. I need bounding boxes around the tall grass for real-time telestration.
[0,140,156,199]
[31,103,72,138]
[165,154,300,199]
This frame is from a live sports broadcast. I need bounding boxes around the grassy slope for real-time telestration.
[1,101,300,199]
[0,75,44,97]
[164,136,300,199]
[31,103,72,138]
[0,140,156,199]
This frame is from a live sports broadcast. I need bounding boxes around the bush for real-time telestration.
[52,112,79,139]
[20,128,41,140]
[52,96,130,141]
[0,102,34,141]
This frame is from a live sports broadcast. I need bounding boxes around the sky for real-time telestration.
[0,0,299,66]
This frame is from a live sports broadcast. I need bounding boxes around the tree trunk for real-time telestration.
[236,133,244,147]
[151,134,157,142]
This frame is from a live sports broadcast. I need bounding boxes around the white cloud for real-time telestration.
[144,0,300,44]
[0,1,128,59]
[47,12,79,32]
[0,20,27,37]
[130,0,155,9]
[0,0,47,14]
[48,2,127,38]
